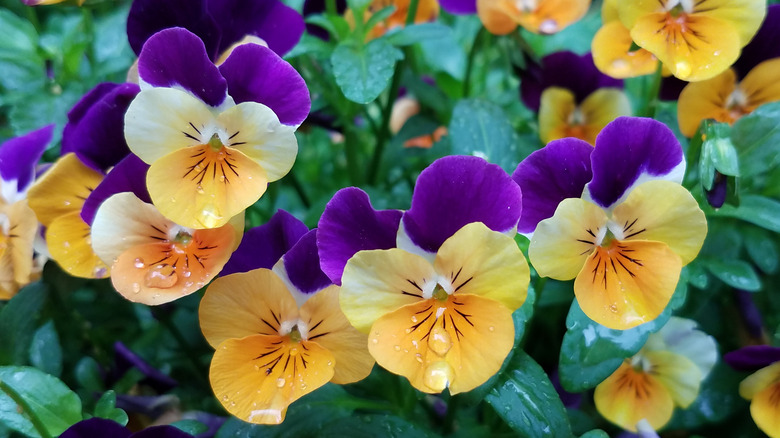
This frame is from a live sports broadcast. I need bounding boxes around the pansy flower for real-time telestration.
[124,28,308,229]
[595,317,717,432]
[61,418,193,438]
[518,51,631,145]
[725,345,780,437]
[389,93,446,149]
[613,0,766,81]
[677,5,780,137]
[319,156,530,394]
[0,125,51,299]
[476,0,591,35]
[591,0,659,79]
[513,117,706,329]
[199,211,373,424]
[356,0,440,39]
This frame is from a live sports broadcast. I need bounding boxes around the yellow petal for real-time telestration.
[478,0,590,35]
[740,362,780,400]
[594,362,674,432]
[199,269,300,348]
[739,58,780,114]
[46,211,109,279]
[210,335,335,425]
[529,198,608,281]
[476,0,519,35]
[646,350,703,408]
[27,153,103,227]
[691,0,765,46]
[751,381,780,438]
[677,68,739,137]
[300,286,374,384]
[592,21,659,79]
[574,239,681,330]
[612,180,707,265]
[340,248,436,333]
[146,144,268,229]
[539,87,577,144]
[434,222,529,312]
[577,88,633,143]
[367,294,514,394]
[0,201,38,296]
[601,0,619,23]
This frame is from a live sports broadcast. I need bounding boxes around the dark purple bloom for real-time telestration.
[61,83,139,172]
[733,5,780,78]
[734,289,764,340]
[724,345,780,372]
[280,230,332,295]
[705,171,728,208]
[127,0,303,59]
[61,418,193,438]
[0,124,52,196]
[439,0,477,15]
[82,154,151,225]
[302,0,347,39]
[112,342,177,393]
[549,369,581,409]
[519,52,623,112]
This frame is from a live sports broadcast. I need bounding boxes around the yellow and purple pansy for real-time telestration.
[318,156,530,394]
[594,317,717,432]
[199,211,373,424]
[513,117,706,330]
[124,27,309,229]
[725,345,780,438]
[591,0,660,79]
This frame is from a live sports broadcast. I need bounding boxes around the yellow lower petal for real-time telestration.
[46,211,109,279]
[592,21,658,79]
[646,350,702,408]
[367,294,514,395]
[594,362,674,432]
[739,58,780,115]
[751,381,780,438]
[677,68,739,137]
[574,239,681,330]
[740,362,780,400]
[539,87,578,144]
[147,145,268,229]
[210,335,335,425]
[692,0,766,46]
[7,201,38,286]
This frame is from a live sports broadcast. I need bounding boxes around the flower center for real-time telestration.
[207,133,224,152]
[432,284,449,301]
[514,0,536,12]
[289,325,302,343]
[173,230,193,246]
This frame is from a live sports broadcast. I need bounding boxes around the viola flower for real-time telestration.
[591,0,659,78]
[476,0,591,35]
[0,125,51,299]
[595,317,717,432]
[438,0,476,15]
[21,0,84,6]
[725,345,780,438]
[513,117,706,329]
[614,0,766,81]
[389,95,447,149]
[125,28,308,229]
[61,418,193,438]
[357,0,440,38]
[518,52,631,145]
[320,156,530,393]
[199,216,373,424]
[677,5,780,137]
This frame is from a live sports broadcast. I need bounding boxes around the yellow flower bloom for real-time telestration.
[539,86,632,145]
[0,200,39,300]
[740,362,780,438]
[476,0,591,35]
[591,0,659,78]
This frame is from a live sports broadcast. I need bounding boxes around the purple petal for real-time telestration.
[81,154,151,225]
[402,156,522,252]
[132,426,195,438]
[219,44,310,126]
[207,0,304,56]
[734,289,764,339]
[302,0,347,40]
[733,5,780,78]
[519,52,622,112]
[282,229,332,295]
[439,0,477,14]
[189,412,226,438]
[512,138,593,234]
[61,418,132,438]
[0,124,52,192]
[317,187,403,285]
[586,117,684,209]
[61,82,139,172]
[550,369,582,409]
[138,28,227,108]
[115,394,178,418]
[221,210,309,276]
[724,345,780,371]
[112,341,178,393]
[127,0,221,59]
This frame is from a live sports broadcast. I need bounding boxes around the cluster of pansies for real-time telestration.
[3,0,780,436]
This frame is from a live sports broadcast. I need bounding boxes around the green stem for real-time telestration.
[442,395,459,434]
[511,29,539,65]
[405,0,420,25]
[463,27,485,98]
[286,171,311,208]
[326,0,337,15]
[0,380,53,438]
[25,6,41,34]
[81,8,96,68]
[640,62,664,118]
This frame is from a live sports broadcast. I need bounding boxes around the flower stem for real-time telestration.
[0,380,53,438]
[286,171,311,208]
[640,62,664,118]
[463,27,486,98]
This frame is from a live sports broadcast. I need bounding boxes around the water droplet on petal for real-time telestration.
[411,315,418,323]
[144,264,178,288]
[63,200,71,206]
[276,378,286,388]
[93,267,108,278]
[327,360,333,366]
[134,258,145,269]
[427,327,452,356]
[131,283,141,294]
[423,361,453,392]
[393,345,401,351]
[675,60,692,79]
[488,326,495,332]
[289,347,299,356]
[196,184,206,195]
[609,304,618,313]
[372,338,379,344]
[415,353,423,363]
[222,395,229,402]
[300,383,307,390]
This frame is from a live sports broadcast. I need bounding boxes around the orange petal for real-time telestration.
[592,21,659,79]
[739,58,780,115]
[6,201,38,287]
[478,0,590,34]
[574,239,681,330]
[46,211,109,279]
[368,294,514,394]
[751,381,780,438]
[594,362,674,432]
[210,335,335,425]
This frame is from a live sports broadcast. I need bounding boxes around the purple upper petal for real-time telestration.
[138,28,227,108]
[61,82,139,172]
[439,0,477,14]
[221,210,309,276]
[282,229,332,294]
[112,341,178,393]
[733,5,780,78]
[735,289,764,340]
[0,125,52,192]
[81,154,151,225]
[317,188,403,285]
[586,117,684,209]
[61,418,132,438]
[402,156,523,252]
[132,426,194,438]
[127,0,221,59]
[512,138,593,234]
[207,0,304,56]
[724,345,780,372]
[519,52,623,112]
[219,44,311,126]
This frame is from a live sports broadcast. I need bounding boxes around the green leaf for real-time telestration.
[347,0,372,11]
[558,301,670,392]
[74,357,104,393]
[485,350,572,437]
[0,9,45,94]
[331,38,403,104]
[579,430,609,438]
[702,258,761,291]
[0,366,83,437]
[364,6,397,36]
[701,123,739,180]
[93,391,128,426]
[712,195,780,232]
[731,101,780,178]
[171,420,208,435]
[449,99,521,173]
[0,283,48,365]
[743,227,779,274]
[29,321,62,378]
[316,414,433,437]
[387,23,451,46]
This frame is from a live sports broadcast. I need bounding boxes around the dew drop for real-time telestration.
[254,364,261,371]
[415,353,423,363]
[131,283,141,294]
[300,383,307,390]
[200,205,223,228]
[276,378,286,388]
[327,360,333,366]
[675,60,692,79]
[181,269,192,278]
[411,315,418,323]
[289,347,299,356]
[372,338,379,344]
[219,175,226,182]
[144,264,178,288]
[488,326,495,332]
[393,345,401,351]
[134,258,145,269]
[609,304,618,313]
[405,328,412,334]
[229,401,236,407]
[423,361,453,392]
[222,395,229,402]
[428,327,452,356]
[93,267,108,278]
[63,241,70,248]
[63,200,71,206]
[196,184,206,195]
